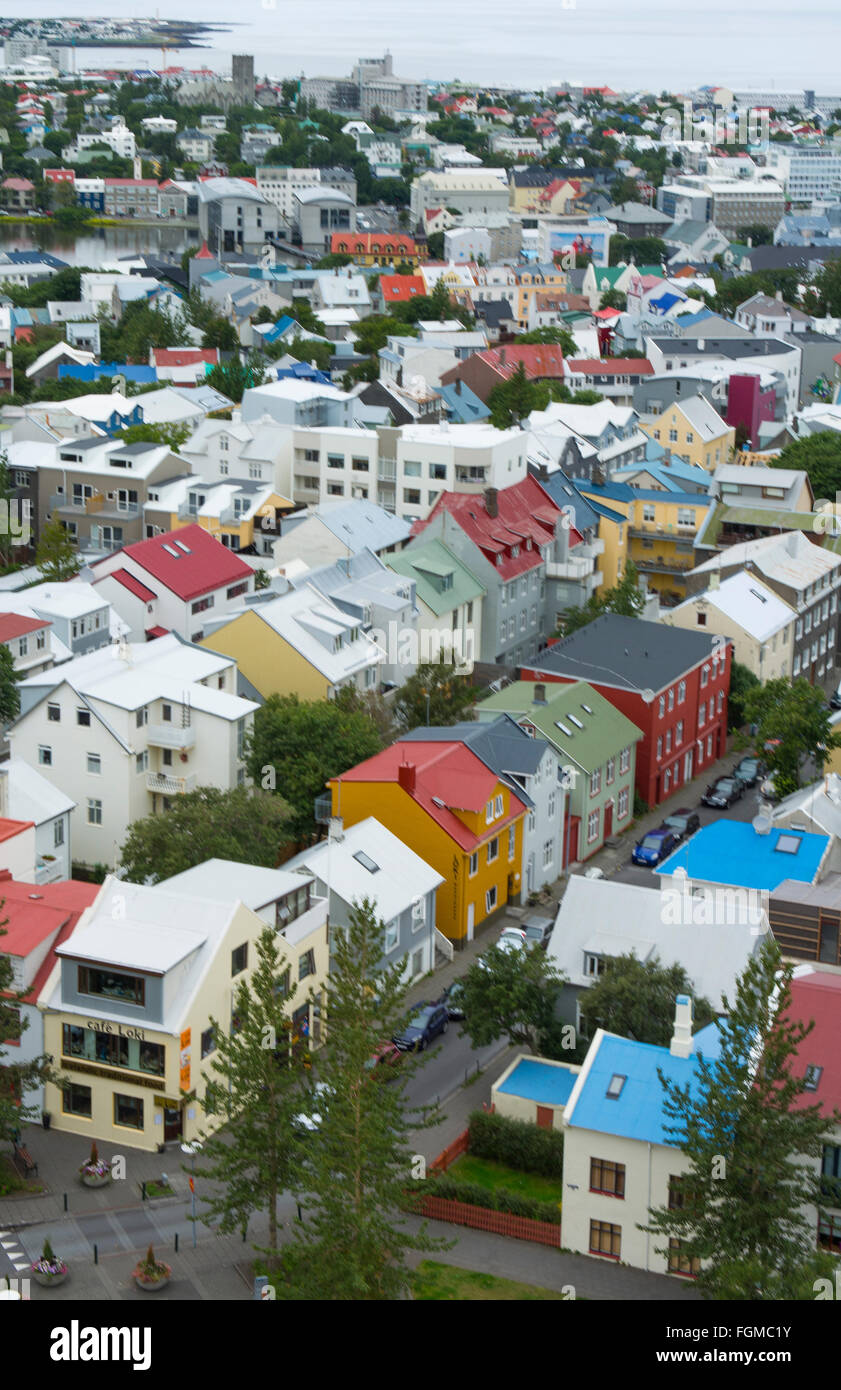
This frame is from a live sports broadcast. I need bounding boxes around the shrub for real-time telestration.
[467,1109,564,1178]
[425,1175,561,1225]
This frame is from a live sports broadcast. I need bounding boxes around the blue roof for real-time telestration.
[536,470,600,532]
[585,480,712,507]
[497,1057,577,1106]
[567,1024,722,1144]
[57,363,157,384]
[436,381,491,423]
[657,820,829,892]
[276,362,332,385]
[649,291,683,314]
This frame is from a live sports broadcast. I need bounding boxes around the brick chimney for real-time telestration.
[485,486,499,518]
[533,683,546,704]
[397,761,416,794]
[669,994,694,1059]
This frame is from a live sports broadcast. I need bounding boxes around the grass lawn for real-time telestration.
[413,1260,568,1301]
[448,1154,563,1208]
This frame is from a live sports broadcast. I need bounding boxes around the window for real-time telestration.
[47,702,60,722]
[136,707,148,728]
[706,733,713,758]
[587,809,600,843]
[54,818,64,848]
[542,839,553,868]
[658,696,665,718]
[589,1220,621,1258]
[698,702,706,729]
[485,885,497,914]
[227,582,248,600]
[605,758,615,785]
[469,851,478,876]
[676,720,683,746]
[618,787,629,819]
[667,1239,700,1277]
[701,663,709,687]
[231,943,248,976]
[38,745,52,766]
[667,688,674,711]
[678,680,686,703]
[665,729,672,754]
[114,1093,144,1130]
[664,767,671,795]
[62,1082,91,1118]
[87,753,101,775]
[276,882,312,928]
[508,825,516,859]
[87,799,102,825]
[590,1158,625,1197]
[487,837,499,864]
[696,611,707,627]
[620,746,630,774]
[77,707,90,726]
[78,964,144,1006]
[590,768,601,796]
[135,751,149,774]
[191,596,214,616]
[299,948,315,981]
[200,1026,216,1060]
[656,736,663,761]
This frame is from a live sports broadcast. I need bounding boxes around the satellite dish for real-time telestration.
[641,688,655,704]
[752,814,772,835]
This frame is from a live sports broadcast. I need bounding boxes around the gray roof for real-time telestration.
[314,499,412,553]
[532,613,726,692]
[649,336,797,360]
[398,715,545,802]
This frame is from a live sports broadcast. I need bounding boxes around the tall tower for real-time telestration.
[232,54,255,106]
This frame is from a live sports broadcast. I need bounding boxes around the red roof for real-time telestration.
[146,625,169,639]
[334,742,527,852]
[473,344,567,383]
[104,178,158,188]
[195,240,214,259]
[379,274,426,302]
[592,307,623,321]
[109,568,157,603]
[2,177,34,191]
[785,971,841,1119]
[413,475,576,581]
[330,232,418,257]
[0,613,50,643]
[0,874,99,1005]
[569,357,654,375]
[0,817,34,844]
[153,348,220,367]
[94,525,252,602]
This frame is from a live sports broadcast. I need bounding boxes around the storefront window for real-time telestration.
[62,1082,91,1117]
[114,1093,144,1130]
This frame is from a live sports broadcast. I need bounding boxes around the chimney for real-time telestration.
[328,816,344,843]
[397,761,416,794]
[499,346,506,366]
[456,378,462,395]
[533,682,546,705]
[775,289,783,302]
[485,486,499,518]
[709,570,720,590]
[669,994,694,1059]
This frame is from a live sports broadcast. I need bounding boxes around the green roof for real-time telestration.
[477,679,643,773]
[387,538,485,617]
[720,505,825,531]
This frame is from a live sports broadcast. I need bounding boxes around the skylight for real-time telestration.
[162,544,180,557]
[175,540,192,554]
[568,715,584,729]
[774,833,802,855]
[581,703,593,715]
[555,721,573,736]
[352,850,380,874]
[606,1074,626,1100]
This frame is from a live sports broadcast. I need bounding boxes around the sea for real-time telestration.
[0,0,837,94]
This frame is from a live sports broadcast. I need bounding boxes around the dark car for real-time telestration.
[439,979,466,1021]
[521,914,554,950]
[392,1001,449,1052]
[701,776,744,809]
[830,684,841,711]
[631,826,680,867]
[662,808,701,844]
[732,756,765,787]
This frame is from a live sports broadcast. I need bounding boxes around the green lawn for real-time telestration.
[413,1260,569,1301]
[448,1154,563,1208]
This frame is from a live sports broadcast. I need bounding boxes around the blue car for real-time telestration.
[632,827,680,867]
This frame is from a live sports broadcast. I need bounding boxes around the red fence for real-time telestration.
[416,1193,561,1248]
[428,1128,470,1176]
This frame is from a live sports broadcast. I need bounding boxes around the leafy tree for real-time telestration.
[352,314,416,358]
[206,353,267,403]
[740,677,841,797]
[580,953,716,1048]
[201,316,240,353]
[276,897,445,1299]
[290,299,327,336]
[247,694,385,841]
[117,421,191,453]
[35,516,78,583]
[804,257,841,318]
[426,231,444,259]
[515,326,577,354]
[192,925,311,1271]
[0,644,20,724]
[643,937,839,1299]
[560,559,644,633]
[458,942,569,1056]
[118,786,294,883]
[0,901,58,1143]
[282,336,333,373]
[609,234,667,266]
[488,361,540,428]
[769,431,841,500]
[728,660,761,731]
[392,662,476,732]
[736,224,773,247]
[598,287,627,311]
[315,252,354,269]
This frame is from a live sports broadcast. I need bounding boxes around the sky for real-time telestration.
[0,0,837,92]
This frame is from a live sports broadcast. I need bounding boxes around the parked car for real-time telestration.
[632,826,680,867]
[477,927,529,970]
[733,756,765,787]
[439,979,465,1020]
[701,776,744,809]
[293,1081,332,1133]
[521,914,554,950]
[662,808,701,844]
[392,1001,449,1052]
[364,1040,404,1076]
[830,684,841,711]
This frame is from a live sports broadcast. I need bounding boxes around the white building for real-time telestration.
[376,421,529,522]
[410,169,510,226]
[0,757,75,882]
[765,145,841,203]
[256,166,356,224]
[67,118,136,161]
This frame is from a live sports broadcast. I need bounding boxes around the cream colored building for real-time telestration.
[39,867,329,1152]
[663,570,796,683]
[491,1053,580,1132]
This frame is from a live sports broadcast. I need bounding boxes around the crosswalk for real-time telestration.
[0,1229,30,1274]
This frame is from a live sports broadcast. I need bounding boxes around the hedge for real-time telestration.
[468,1109,564,1178]
[426,1175,561,1225]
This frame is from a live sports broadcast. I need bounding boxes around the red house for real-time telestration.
[521,613,731,807]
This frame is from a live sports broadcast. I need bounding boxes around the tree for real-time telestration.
[246,694,385,841]
[118,786,294,883]
[201,316,240,353]
[206,353,267,403]
[598,287,627,311]
[458,942,569,1056]
[515,326,577,354]
[276,897,445,1298]
[118,421,191,453]
[392,662,476,733]
[560,559,644,634]
[192,925,311,1271]
[736,223,773,247]
[580,953,716,1048]
[728,660,761,731]
[740,677,841,797]
[609,234,667,266]
[770,431,841,500]
[0,644,20,724]
[35,516,78,583]
[488,361,540,428]
[643,937,839,1299]
[0,902,56,1143]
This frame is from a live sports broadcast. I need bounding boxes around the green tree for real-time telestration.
[643,937,839,1299]
[35,516,78,583]
[118,421,191,453]
[580,953,716,1048]
[609,234,667,266]
[487,361,540,428]
[769,431,841,500]
[277,897,445,1299]
[118,786,294,883]
[560,559,644,633]
[458,942,569,1056]
[598,287,627,311]
[740,676,841,797]
[804,257,841,318]
[727,660,761,731]
[247,694,385,841]
[736,223,773,247]
[192,925,311,1271]
[201,316,240,353]
[0,644,20,724]
[392,662,476,732]
[515,325,577,354]
[206,353,267,403]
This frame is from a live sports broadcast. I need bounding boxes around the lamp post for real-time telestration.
[181,1140,202,1249]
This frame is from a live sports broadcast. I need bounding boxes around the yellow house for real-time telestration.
[509,177,583,216]
[513,265,569,331]
[580,484,713,605]
[641,395,735,471]
[39,869,329,1152]
[331,740,527,945]
[199,584,384,701]
[144,481,293,556]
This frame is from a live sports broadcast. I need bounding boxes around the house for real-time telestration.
[477,679,642,865]
[197,177,281,256]
[576,479,713,607]
[375,420,528,521]
[199,582,384,701]
[548,876,766,1034]
[491,1053,581,1131]
[772,775,841,879]
[410,169,510,226]
[24,341,96,385]
[439,344,567,405]
[527,401,651,482]
[331,232,420,268]
[734,291,812,336]
[657,820,831,896]
[640,395,736,470]
[272,500,411,571]
[664,571,796,683]
[1,177,35,209]
[283,817,443,983]
[0,759,75,883]
[8,634,258,868]
[376,274,427,312]
[602,201,673,239]
[103,179,160,219]
[89,525,255,643]
[0,581,115,659]
[0,610,55,680]
[176,128,215,162]
[38,870,327,1151]
[522,614,732,808]
[143,477,291,558]
[386,538,484,674]
[149,348,220,385]
[565,358,654,408]
[294,188,356,256]
[329,738,528,945]
[785,969,841,1256]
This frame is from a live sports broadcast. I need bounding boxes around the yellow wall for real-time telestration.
[331,777,524,944]
[578,491,629,591]
[641,403,735,471]
[200,609,330,700]
[584,489,708,602]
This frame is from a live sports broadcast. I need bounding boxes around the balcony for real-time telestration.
[146,724,196,751]
[378,457,397,481]
[633,555,694,576]
[454,467,488,486]
[146,771,198,796]
[546,556,594,581]
[574,538,605,559]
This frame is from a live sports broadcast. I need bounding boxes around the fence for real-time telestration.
[416,1193,561,1248]
[428,1128,469,1176]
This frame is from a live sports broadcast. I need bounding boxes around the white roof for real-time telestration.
[714,463,805,491]
[33,393,138,422]
[243,379,351,406]
[692,529,841,587]
[397,421,525,449]
[673,394,730,438]
[13,580,108,620]
[286,817,443,921]
[671,571,794,643]
[25,341,95,378]
[773,775,841,840]
[160,857,315,909]
[3,756,76,824]
[136,386,231,425]
[212,584,382,684]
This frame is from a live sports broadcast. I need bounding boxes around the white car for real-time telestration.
[478,927,528,969]
[293,1081,331,1133]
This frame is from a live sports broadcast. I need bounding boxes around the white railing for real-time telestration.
[434,927,454,961]
[145,771,198,795]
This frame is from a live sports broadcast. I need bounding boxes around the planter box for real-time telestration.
[80,1172,111,1188]
[134,1272,170,1292]
[32,1269,68,1288]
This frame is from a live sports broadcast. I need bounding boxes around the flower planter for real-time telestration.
[33,1268,68,1288]
[134,1272,170,1292]
[80,1171,111,1188]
